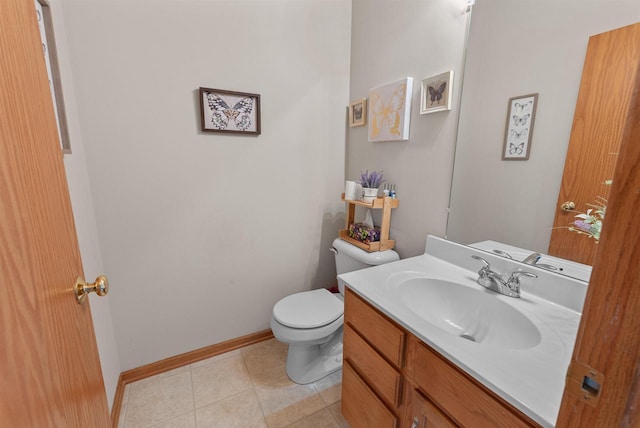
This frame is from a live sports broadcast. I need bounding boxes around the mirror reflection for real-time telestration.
[447,0,640,281]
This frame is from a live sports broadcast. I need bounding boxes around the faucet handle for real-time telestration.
[507,271,537,288]
[505,271,537,297]
[492,249,513,259]
[471,254,491,268]
[471,255,493,280]
[510,271,538,280]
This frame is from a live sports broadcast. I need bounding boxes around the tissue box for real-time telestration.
[348,222,381,244]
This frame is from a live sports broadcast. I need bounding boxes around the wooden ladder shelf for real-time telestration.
[339,193,399,252]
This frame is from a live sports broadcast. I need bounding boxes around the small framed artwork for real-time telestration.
[502,93,538,160]
[349,98,367,127]
[420,71,453,114]
[199,87,261,135]
[368,77,413,142]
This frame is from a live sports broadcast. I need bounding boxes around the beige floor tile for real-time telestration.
[195,389,267,428]
[130,365,191,390]
[313,370,342,405]
[255,374,326,428]
[125,371,194,428]
[285,408,339,428]
[327,401,350,428]
[191,349,243,369]
[242,339,289,386]
[191,353,253,408]
[119,340,348,428]
[150,412,196,428]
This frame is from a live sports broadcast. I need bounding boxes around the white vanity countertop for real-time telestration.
[339,237,585,427]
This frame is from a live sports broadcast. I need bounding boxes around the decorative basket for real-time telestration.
[348,222,381,244]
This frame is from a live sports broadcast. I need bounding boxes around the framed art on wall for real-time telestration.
[502,93,538,160]
[420,71,453,114]
[349,98,367,127]
[36,0,72,154]
[368,77,413,142]
[199,87,261,135]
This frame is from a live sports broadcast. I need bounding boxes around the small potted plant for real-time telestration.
[359,170,385,202]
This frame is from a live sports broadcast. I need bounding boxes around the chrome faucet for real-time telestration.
[522,252,542,265]
[521,252,559,272]
[471,255,537,298]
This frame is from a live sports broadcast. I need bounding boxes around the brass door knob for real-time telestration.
[561,201,576,211]
[75,275,109,304]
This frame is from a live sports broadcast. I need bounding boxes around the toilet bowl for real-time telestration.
[270,238,399,384]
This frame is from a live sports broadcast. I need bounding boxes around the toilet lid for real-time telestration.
[273,289,343,329]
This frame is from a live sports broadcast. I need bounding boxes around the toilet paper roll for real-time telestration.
[344,181,361,200]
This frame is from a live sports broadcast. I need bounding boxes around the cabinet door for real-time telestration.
[409,390,456,428]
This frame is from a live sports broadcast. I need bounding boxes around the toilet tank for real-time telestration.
[332,238,399,294]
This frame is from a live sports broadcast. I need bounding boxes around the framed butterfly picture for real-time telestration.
[420,71,453,114]
[349,98,367,127]
[368,77,413,142]
[502,93,538,160]
[199,87,261,135]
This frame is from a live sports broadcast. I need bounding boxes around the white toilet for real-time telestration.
[270,237,399,384]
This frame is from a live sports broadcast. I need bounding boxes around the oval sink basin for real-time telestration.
[397,278,541,350]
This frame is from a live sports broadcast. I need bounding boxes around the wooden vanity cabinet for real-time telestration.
[343,288,405,427]
[342,288,541,428]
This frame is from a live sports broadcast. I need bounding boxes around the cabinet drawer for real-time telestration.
[411,389,456,428]
[408,337,538,427]
[344,324,402,407]
[344,288,405,367]
[342,361,398,428]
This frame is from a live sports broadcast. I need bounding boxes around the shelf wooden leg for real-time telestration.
[346,202,356,229]
[380,198,392,249]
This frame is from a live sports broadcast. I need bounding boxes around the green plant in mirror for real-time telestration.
[567,180,611,242]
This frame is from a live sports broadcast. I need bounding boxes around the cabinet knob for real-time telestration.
[411,417,419,428]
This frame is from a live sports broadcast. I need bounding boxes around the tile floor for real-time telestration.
[117,339,350,428]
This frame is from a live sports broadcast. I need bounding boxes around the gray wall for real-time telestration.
[447,0,640,253]
[60,0,352,370]
[347,0,471,258]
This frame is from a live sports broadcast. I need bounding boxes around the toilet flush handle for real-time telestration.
[329,246,338,255]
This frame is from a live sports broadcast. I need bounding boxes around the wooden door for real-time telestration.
[0,0,111,426]
[548,22,640,265]
[556,36,640,426]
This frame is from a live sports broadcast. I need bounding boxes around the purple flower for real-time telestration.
[359,170,386,188]
[574,220,592,232]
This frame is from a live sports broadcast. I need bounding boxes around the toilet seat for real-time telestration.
[273,289,343,329]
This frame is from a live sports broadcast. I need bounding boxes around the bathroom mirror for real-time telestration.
[446,0,640,280]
